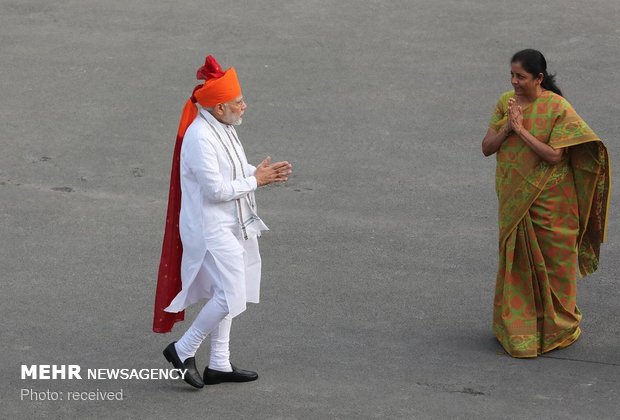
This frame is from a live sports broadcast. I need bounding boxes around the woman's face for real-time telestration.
[510,61,542,96]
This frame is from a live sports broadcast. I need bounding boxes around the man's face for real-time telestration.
[219,96,246,126]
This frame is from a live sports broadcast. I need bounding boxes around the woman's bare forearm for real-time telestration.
[515,127,563,164]
[482,125,510,156]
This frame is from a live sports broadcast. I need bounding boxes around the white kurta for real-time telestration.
[164,109,268,318]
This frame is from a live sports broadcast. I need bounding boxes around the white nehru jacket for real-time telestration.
[164,108,268,317]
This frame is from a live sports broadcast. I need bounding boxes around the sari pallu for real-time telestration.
[489,91,610,358]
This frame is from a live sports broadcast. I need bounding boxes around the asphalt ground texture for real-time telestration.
[2,1,619,419]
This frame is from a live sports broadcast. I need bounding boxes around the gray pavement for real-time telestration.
[2,0,619,419]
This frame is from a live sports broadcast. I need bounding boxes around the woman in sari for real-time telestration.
[481,49,611,358]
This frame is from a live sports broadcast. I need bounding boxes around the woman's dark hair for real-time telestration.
[511,49,562,96]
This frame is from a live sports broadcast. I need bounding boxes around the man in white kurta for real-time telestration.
[160,56,292,389]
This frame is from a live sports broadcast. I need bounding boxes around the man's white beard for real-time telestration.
[222,114,243,126]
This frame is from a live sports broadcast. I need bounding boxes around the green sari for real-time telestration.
[489,90,610,358]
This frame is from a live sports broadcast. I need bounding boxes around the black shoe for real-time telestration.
[203,364,258,385]
[163,342,204,389]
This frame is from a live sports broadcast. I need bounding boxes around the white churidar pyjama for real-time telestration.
[174,229,261,371]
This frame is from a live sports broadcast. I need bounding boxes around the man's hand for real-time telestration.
[255,156,293,186]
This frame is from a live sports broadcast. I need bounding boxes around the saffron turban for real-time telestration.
[178,55,243,138]
[153,55,242,333]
